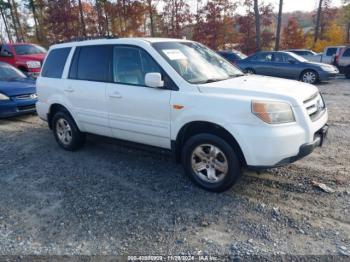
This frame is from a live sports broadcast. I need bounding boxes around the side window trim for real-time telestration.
[112,44,178,91]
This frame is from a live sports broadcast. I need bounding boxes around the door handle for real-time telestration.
[109,92,122,98]
[64,87,74,93]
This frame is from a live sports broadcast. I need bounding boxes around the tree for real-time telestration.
[275,0,283,50]
[281,17,305,49]
[77,0,87,37]
[193,0,237,49]
[0,0,12,42]
[161,0,192,38]
[253,0,261,51]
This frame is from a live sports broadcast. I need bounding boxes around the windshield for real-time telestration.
[234,50,247,59]
[287,52,308,62]
[13,44,47,55]
[0,63,27,81]
[153,42,244,84]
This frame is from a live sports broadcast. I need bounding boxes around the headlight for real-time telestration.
[0,93,10,100]
[26,61,41,69]
[321,65,335,72]
[252,100,295,124]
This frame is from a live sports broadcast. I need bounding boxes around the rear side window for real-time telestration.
[41,48,71,78]
[326,48,337,56]
[69,45,112,82]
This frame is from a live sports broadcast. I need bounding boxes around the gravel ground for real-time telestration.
[0,77,349,260]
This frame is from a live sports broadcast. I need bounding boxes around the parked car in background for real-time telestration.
[287,49,322,62]
[37,38,328,192]
[0,43,46,77]
[321,46,345,64]
[0,62,37,118]
[335,46,350,78]
[217,49,247,64]
[236,51,339,84]
[287,46,345,64]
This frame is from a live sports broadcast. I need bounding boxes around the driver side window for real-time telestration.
[113,46,161,86]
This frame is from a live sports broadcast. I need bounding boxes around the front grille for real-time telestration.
[15,93,37,100]
[303,92,326,121]
[17,104,36,111]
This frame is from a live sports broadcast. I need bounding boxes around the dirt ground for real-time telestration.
[0,77,349,260]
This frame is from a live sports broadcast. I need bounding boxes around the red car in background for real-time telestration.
[0,43,46,77]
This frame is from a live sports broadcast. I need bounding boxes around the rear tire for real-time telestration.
[181,134,242,192]
[52,110,85,151]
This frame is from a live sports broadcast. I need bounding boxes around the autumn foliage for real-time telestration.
[281,17,306,49]
[0,0,349,53]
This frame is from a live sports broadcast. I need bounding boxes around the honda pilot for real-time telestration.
[36,38,328,192]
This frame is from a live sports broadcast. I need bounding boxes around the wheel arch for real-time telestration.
[47,103,77,130]
[173,121,247,166]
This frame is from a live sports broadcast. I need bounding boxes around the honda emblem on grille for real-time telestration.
[30,94,38,99]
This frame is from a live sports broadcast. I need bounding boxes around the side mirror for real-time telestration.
[145,72,164,88]
[288,59,296,64]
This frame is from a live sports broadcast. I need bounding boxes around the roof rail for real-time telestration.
[55,35,118,44]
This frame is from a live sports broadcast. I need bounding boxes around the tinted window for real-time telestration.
[343,48,350,57]
[113,46,161,86]
[326,48,337,56]
[273,53,285,62]
[72,45,112,82]
[41,48,71,78]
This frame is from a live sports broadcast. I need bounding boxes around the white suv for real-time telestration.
[36,38,328,192]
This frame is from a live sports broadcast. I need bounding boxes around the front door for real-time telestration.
[107,46,172,149]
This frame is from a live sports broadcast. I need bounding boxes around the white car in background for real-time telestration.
[36,38,329,192]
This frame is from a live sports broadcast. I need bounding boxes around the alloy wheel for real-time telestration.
[191,144,228,183]
[56,118,73,145]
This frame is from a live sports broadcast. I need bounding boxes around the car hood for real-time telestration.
[17,53,46,62]
[197,75,318,106]
[0,79,36,97]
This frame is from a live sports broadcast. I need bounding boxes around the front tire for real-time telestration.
[52,110,85,151]
[181,134,242,192]
[301,70,319,84]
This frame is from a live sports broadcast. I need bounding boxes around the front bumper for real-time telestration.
[248,124,328,169]
[0,99,37,118]
[318,70,338,81]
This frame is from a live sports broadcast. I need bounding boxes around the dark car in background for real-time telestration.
[0,62,37,118]
[217,49,247,64]
[236,51,339,84]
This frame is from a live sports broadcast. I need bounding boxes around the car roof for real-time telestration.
[50,37,193,49]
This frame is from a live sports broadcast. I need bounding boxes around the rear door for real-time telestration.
[106,45,172,149]
[64,45,112,137]
[255,52,275,76]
